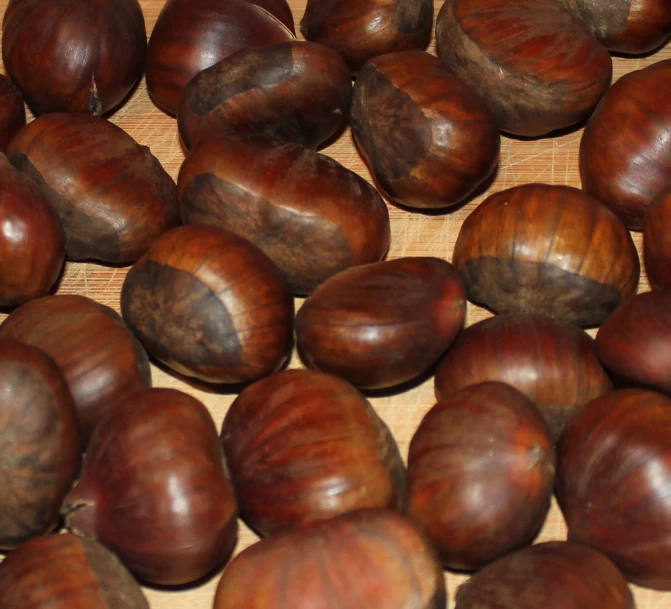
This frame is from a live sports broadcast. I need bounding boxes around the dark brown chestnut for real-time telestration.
[0,339,80,550]
[557,389,671,589]
[0,74,24,152]
[580,59,671,230]
[453,183,640,327]
[63,387,239,586]
[2,0,146,115]
[0,294,151,444]
[177,136,390,295]
[0,534,149,608]
[214,509,445,609]
[644,187,671,291]
[435,313,613,440]
[221,369,405,536]
[177,41,352,151]
[296,257,466,389]
[436,0,613,137]
[121,225,294,384]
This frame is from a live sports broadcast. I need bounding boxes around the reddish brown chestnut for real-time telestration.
[0,294,151,444]
[296,257,465,388]
[453,184,640,327]
[0,74,24,152]
[221,369,405,536]
[436,0,612,137]
[0,534,149,608]
[2,0,146,116]
[177,136,390,295]
[214,509,445,609]
[0,340,80,550]
[644,187,671,291]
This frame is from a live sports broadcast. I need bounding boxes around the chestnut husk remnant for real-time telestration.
[435,313,612,440]
[436,0,612,137]
[0,294,151,445]
[580,59,671,230]
[300,0,433,72]
[63,388,239,586]
[121,225,294,384]
[351,51,500,210]
[2,0,146,116]
[296,257,466,389]
[557,389,671,590]
[178,41,352,151]
[221,369,406,536]
[0,340,80,550]
[644,188,671,291]
[0,534,149,608]
[0,74,24,152]
[213,509,446,609]
[454,541,634,609]
[453,183,640,327]
[177,136,390,295]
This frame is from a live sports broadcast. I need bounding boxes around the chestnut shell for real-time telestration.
[0,73,25,152]
[643,187,671,291]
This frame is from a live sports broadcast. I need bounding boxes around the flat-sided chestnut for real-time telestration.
[351,51,500,210]
[580,59,671,230]
[0,74,24,152]
[121,225,294,383]
[214,509,445,609]
[2,0,146,115]
[435,313,612,439]
[436,0,613,137]
[63,388,239,586]
[453,183,639,327]
[644,188,671,291]
[296,257,465,388]
[0,294,151,444]
[0,340,80,550]
[221,369,405,536]
[178,136,390,295]
[0,534,149,608]
[557,389,671,589]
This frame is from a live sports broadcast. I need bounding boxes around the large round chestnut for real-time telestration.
[407,382,554,571]
[454,541,634,609]
[177,136,390,295]
[580,59,671,230]
[435,313,612,440]
[63,388,239,586]
[221,369,405,536]
[296,257,465,388]
[0,534,148,608]
[644,188,671,291]
[436,0,612,137]
[0,154,65,307]
[214,509,445,609]
[121,225,294,384]
[351,51,500,210]
[0,74,24,152]
[178,41,352,151]
[0,339,80,550]
[0,294,151,444]
[557,389,671,589]
[2,0,146,116]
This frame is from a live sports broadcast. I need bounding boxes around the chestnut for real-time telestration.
[121,225,294,384]
[453,183,640,327]
[177,41,352,151]
[557,389,671,589]
[63,387,238,586]
[643,187,671,291]
[296,257,466,388]
[2,0,146,115]
[0,340,80,550]
[580,58,671,230]
[0,74,24,152]
[177,136,390,295]
[221,369,405,536]
[0,294,151,445]
[351,51,500,210]
[0,154,65,307]
[214,509,445,609]
[436,0,613,137]
[434,313,612,440]
[0,534,148,608]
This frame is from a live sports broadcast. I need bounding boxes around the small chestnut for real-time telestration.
[644,187,671,291]
[0,73,24,152]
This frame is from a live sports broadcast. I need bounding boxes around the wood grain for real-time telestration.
[0,1,668,608]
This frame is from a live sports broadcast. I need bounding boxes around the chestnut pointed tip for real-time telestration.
[62,497,98,540]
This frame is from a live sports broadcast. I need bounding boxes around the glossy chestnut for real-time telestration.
[644,188,671,291]
[0,74,24,152]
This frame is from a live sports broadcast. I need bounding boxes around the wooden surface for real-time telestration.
[0,0,669,607]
